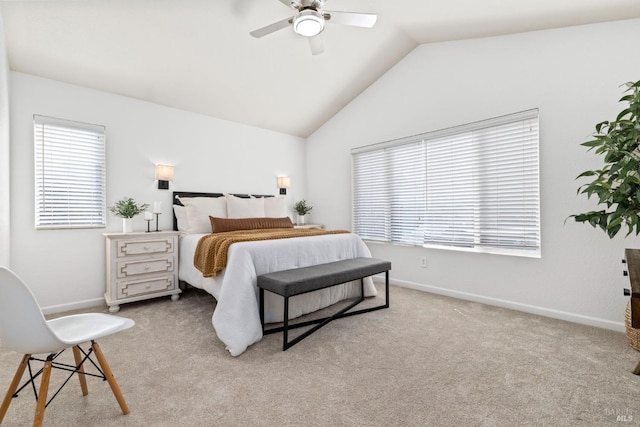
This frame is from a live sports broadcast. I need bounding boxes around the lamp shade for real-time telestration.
[277,176,291,189]
[293,10,325,37]
[155,164,174,181]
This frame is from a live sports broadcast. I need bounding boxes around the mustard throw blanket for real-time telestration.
[194,228,350,277]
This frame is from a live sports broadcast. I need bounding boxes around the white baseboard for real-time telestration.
[374,275,625,333]
[41,298,105,315]
[44,277,626,333]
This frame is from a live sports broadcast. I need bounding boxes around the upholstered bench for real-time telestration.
[257,257,391,351]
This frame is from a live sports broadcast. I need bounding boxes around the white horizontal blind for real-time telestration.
[352,110,540,255]
[352,140,426,245]
[352,149,389,242]
[34,115,106,229]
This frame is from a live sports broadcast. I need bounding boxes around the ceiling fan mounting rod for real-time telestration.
[295,0,324,10]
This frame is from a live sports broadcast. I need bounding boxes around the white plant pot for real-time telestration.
[122,218,132,233]
[297,215,305,225]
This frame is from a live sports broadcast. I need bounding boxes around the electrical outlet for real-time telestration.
[419,256,427,268]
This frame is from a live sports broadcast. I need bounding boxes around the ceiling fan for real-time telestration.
[250,0,377,55]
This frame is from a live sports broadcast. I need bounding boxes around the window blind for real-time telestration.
[351,109,540,256]
[34,115,106,229]
[352,140,427,245]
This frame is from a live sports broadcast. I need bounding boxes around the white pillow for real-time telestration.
[179,196,227,234]
[264,196,288,218]
[173,205,189,232]
[226,194,265,218]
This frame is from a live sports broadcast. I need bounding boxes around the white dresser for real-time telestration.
[104,231,180,312]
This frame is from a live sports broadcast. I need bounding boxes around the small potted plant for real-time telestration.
[108,197,149,233]
[294,199,313,225]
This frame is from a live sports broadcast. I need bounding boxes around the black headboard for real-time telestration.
[172,191,274,231]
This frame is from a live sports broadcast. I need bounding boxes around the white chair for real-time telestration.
[0,267,135,426]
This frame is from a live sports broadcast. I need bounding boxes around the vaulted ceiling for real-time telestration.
[1,0,639,137]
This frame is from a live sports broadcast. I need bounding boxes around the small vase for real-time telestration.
[297,215,305,225]
[122,218,132,233]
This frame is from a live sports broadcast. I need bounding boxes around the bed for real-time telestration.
[172,191,377,356]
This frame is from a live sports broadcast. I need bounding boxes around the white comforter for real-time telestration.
[180,233,376,356]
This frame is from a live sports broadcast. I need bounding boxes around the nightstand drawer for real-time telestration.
[117,276,175,299]
[117,258,174,278]
[117,238,174,257]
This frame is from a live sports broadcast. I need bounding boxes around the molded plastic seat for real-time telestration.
[0,267,135,426]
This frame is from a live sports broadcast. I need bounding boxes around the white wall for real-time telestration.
[0,11,10,266]
[307,19,640,331]
[10,72,306,312]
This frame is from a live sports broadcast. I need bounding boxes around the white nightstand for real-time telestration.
[104,231,180,312]
[294,224,324,229]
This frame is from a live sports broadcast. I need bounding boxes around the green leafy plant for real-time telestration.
[571,80,640,238]
[108,197,149,218]
[294,199,313,216]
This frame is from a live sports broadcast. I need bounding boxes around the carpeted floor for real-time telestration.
[1,284,639,426]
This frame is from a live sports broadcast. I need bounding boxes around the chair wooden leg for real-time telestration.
[0,354,30,424]
[91,341,129,415]
[33,356,53,427]
[633,360,640,375]
[72,346,89,396]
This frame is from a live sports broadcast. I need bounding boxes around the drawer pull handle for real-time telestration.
[144,265,150,270]
[144,245,150,250]
[146,284,151,289]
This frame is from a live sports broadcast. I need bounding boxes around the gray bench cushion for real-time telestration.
[257,257,391,297]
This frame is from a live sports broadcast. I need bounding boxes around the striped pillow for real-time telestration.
[209,216,293,233]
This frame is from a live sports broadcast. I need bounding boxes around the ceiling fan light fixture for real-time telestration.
[293,10,325,37]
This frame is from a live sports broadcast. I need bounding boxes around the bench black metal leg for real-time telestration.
[280,284,365,351]
[259,288,265,331]
[385,270,390,308]
[335,272,389,319]
[283,297,289,351]
[261,269,390,351]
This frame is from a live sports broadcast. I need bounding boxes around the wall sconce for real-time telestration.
[155,164,174,190]
[277,176,290,195]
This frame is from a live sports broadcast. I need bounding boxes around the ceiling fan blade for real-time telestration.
[250,16,293,38]
[308,35,324,56]
[324,11,377,28]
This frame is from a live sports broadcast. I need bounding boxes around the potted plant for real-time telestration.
[571,80,640,347]
[294,199,313,225]
[108,197,149,233]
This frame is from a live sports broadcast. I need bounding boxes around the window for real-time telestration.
[34,115,106,229]
[352,110,540,256]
